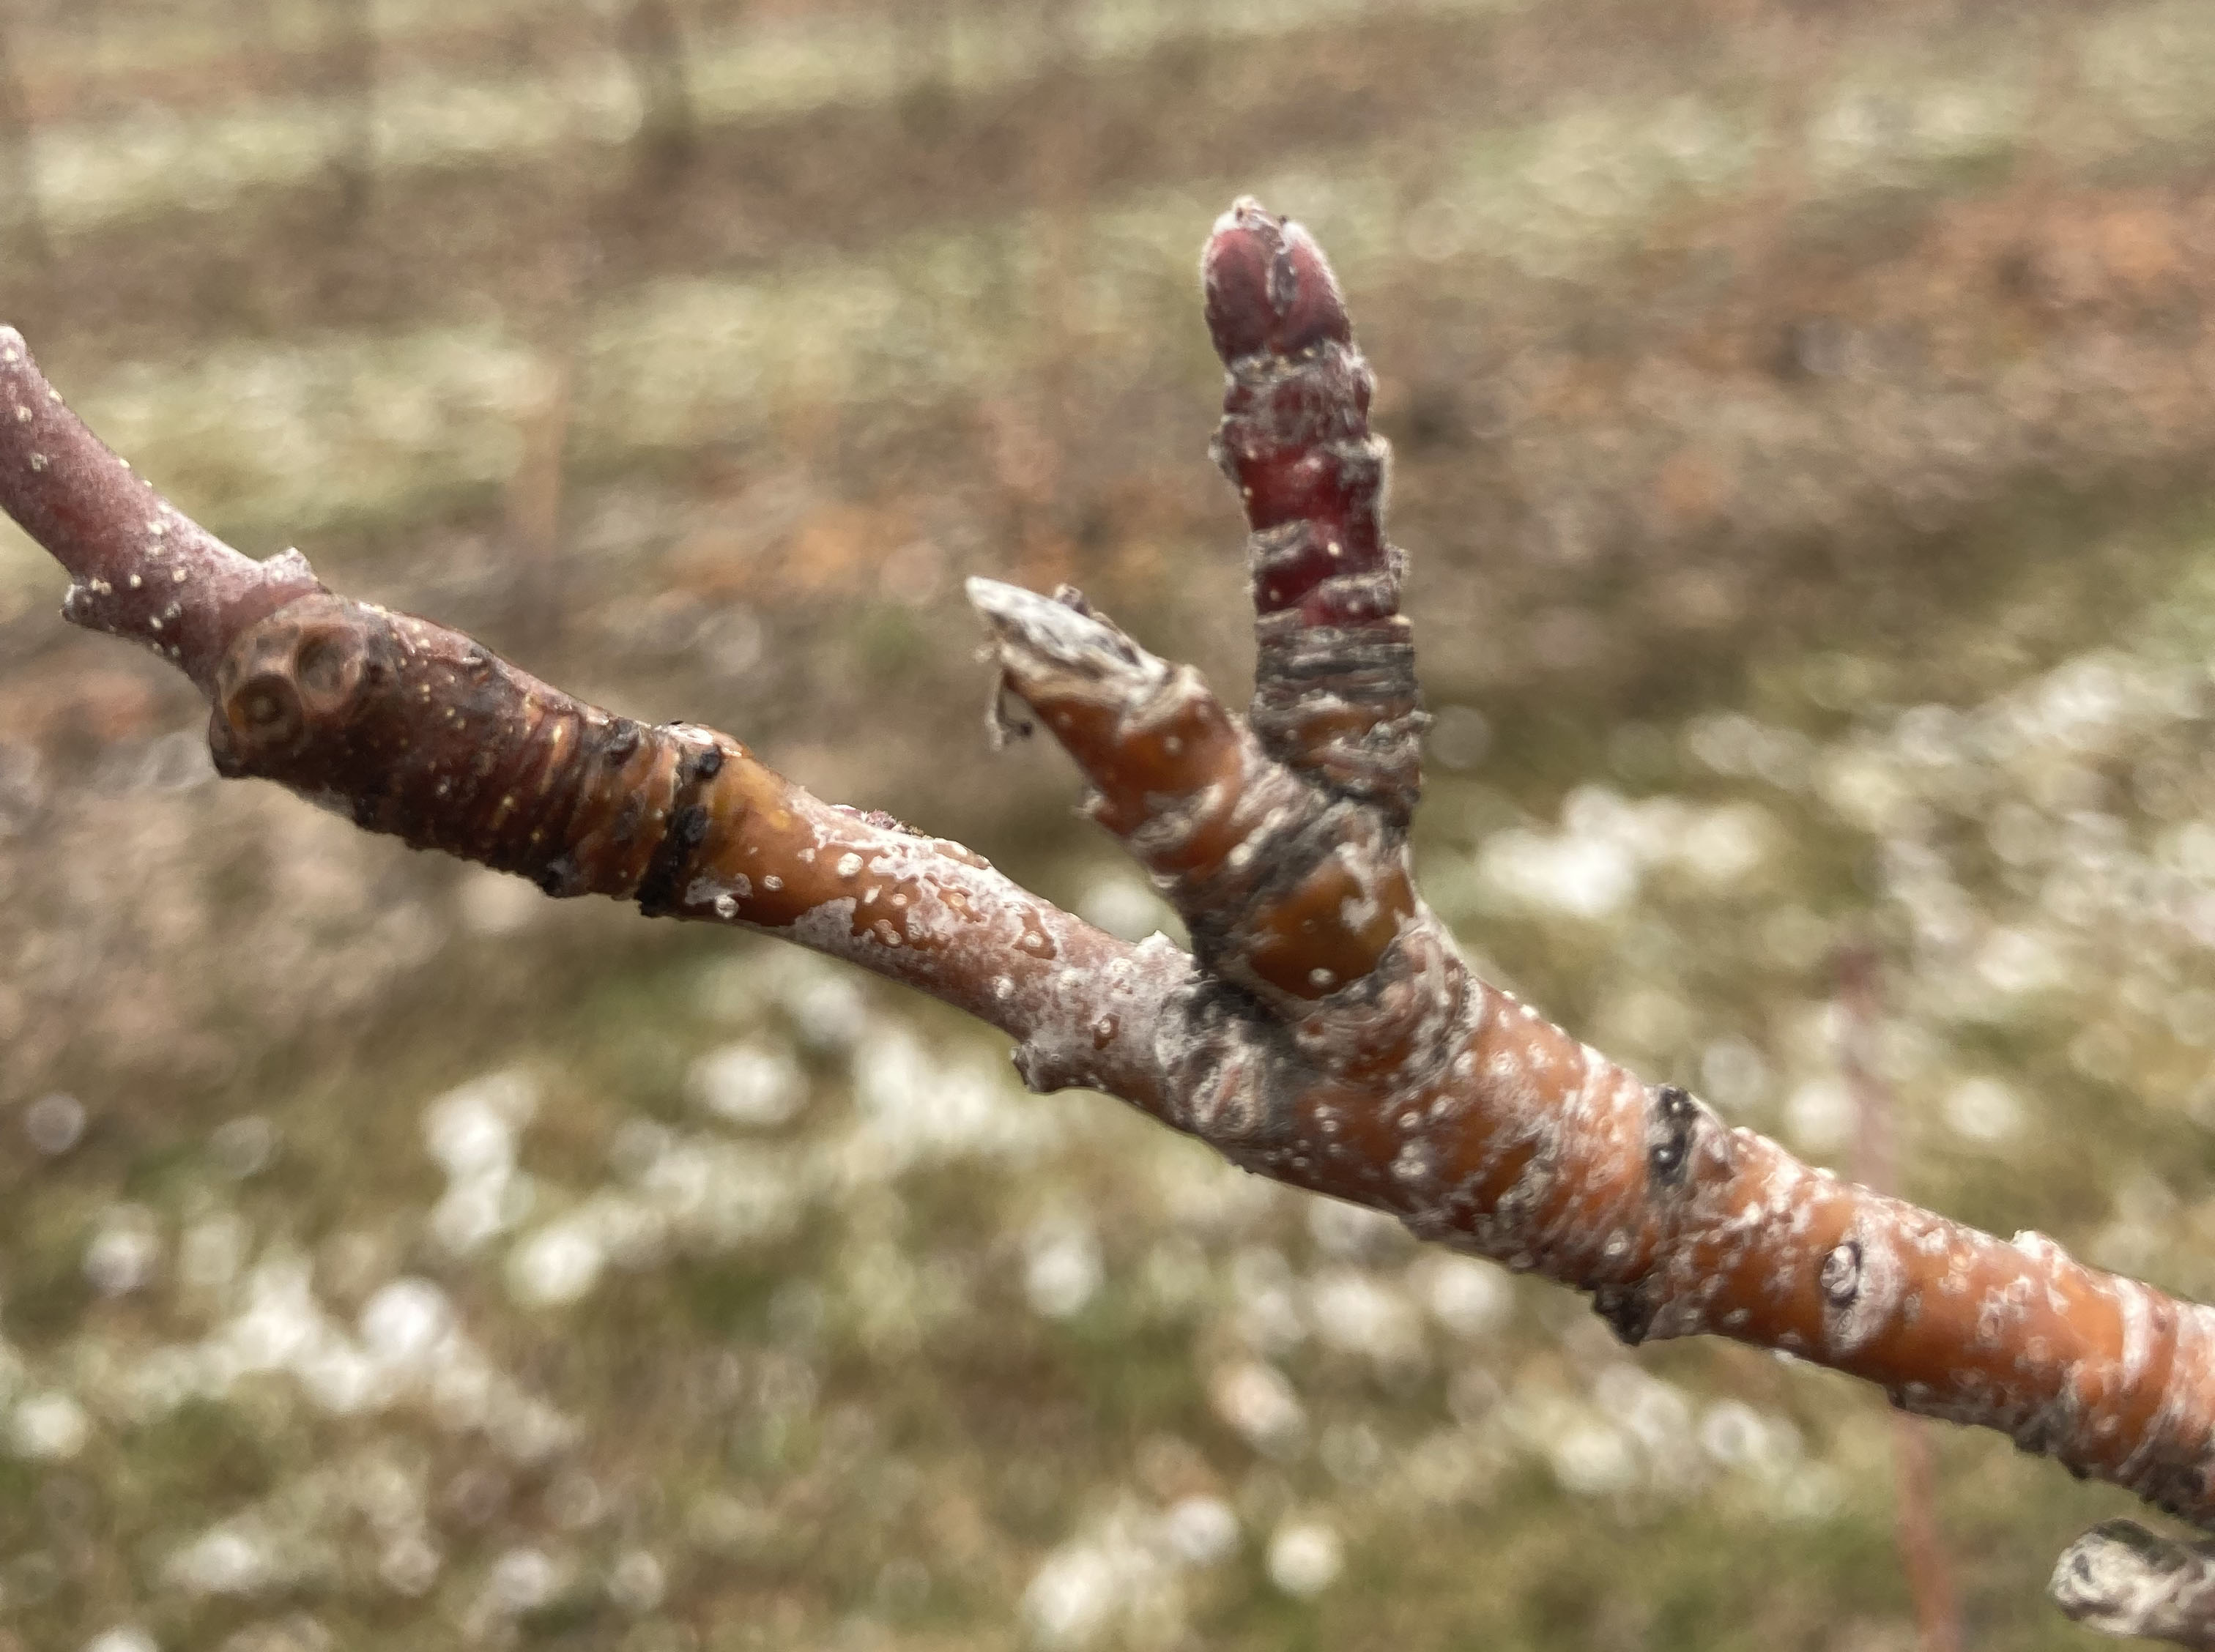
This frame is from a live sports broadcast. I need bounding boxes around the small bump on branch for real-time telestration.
[204,589,703,901]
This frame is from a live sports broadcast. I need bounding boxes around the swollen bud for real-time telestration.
[1201,197,1351,364]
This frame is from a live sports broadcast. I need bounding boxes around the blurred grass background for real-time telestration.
[4,0,2215,1648]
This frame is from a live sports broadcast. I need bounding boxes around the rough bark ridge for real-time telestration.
[3,202,2211,1645]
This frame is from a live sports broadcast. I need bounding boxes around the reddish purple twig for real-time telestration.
[1204,197,1422,825]
[0,327,321,695]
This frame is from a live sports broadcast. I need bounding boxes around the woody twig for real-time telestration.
[7,203,2215,1643]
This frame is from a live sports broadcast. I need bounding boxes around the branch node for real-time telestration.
[209,596,369,773]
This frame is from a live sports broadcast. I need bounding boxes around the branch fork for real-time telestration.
[7,202,2215,1644]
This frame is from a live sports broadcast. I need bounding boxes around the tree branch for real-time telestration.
[0,328,322,694]
[7,203,2215,1640]
[0,326,1188,1125]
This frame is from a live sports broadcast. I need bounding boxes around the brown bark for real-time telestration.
[7,201,2215,1643]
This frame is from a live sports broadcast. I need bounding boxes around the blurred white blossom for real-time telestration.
[1266,1519,1343,1596]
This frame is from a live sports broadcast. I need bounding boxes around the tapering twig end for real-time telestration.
[965,577,1162,699]
[1201,197,1351,366]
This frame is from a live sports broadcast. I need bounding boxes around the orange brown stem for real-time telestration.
[968,576,1414,1005]
[204,585,1185,1112]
